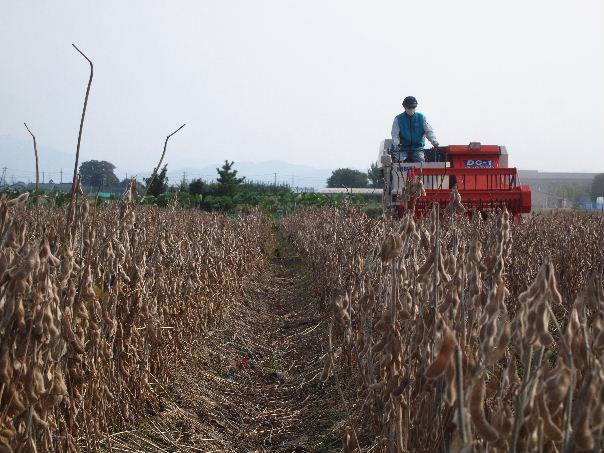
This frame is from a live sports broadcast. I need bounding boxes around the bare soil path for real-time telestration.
[109,233,347,452]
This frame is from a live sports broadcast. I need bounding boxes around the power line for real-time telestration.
[0,164,335,189]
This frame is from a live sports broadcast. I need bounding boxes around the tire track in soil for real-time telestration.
[111,233,349,452]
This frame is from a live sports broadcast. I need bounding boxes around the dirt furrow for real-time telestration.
[112,235,347,452]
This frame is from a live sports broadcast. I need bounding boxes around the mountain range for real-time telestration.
[6,135,589,191]
[0,135,336,189]
[0,135,76,184]
[168,160,335,190]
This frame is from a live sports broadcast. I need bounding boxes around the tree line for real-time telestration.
[78,159,386,192]
[77,158,604,202]
[79,158,253,194]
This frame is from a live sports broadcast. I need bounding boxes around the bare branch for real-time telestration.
[145,123,186,196]
[23,122,39,191]
[68,43,94,224]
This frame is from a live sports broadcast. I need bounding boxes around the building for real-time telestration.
[518,170,598,209]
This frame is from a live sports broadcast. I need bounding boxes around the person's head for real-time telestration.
[403,96,418,115]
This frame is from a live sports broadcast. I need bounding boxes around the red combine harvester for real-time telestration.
[378,141,531,218]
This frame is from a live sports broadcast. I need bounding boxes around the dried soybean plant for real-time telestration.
[0,187,272,452]
[283,206,604,452]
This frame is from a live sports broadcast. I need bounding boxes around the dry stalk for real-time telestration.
[68,43,93,226]
[23,122,39,191]
[282,206,604,452]
[144,124,186,196]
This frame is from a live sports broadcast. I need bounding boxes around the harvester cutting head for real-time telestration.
[378,141,531,218]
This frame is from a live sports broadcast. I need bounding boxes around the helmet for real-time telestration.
[402,96,418,108]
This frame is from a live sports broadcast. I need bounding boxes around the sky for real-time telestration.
[1,0,603,175]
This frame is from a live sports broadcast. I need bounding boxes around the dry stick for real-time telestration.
[327,321,362,451]
[509,347,533,453]
[389,237,407,453]
[455,345,468,445]
[544,303,576,453]
[537,419,545,453]
[460,253,468,351]
[432,203,441,360]
[429,204,445,452]
[71,191,102,321]
[68,43,93,226]
[24,122,39,191]
[144,124,186,196]
[449,206,469,446]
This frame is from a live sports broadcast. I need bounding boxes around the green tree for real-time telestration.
[178,175,188,192]
[119,178,144,194]
[591,174,604,200]
[189,178,207,195]
[327,168,368,188]
[367,162,384,188]
[145,164,168,196]
[555,182,589,204]
[215,160,244,197]
[79,160,119,188]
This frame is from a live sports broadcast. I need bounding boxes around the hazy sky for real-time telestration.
[1,0,603,174]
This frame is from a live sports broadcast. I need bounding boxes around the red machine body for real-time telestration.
[399,143,531,218]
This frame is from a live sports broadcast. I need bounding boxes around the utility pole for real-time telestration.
[273,172,277,186]
[60,168,63,184]
[42,171,45,184]
[0,167,6,187]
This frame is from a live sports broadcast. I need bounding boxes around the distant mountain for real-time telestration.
[0,135,75,183]
[169,160,336,190]
[0,134,346,189]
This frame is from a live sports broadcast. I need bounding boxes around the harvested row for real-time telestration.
[282,207,604,452]
[0,188,273,452]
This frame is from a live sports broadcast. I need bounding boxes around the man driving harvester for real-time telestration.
[391,96,439,163]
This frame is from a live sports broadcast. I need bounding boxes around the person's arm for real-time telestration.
[423,116,439,147]
[391,118,400,147]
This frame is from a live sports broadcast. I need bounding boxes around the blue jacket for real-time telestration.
[394,112,426,149]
